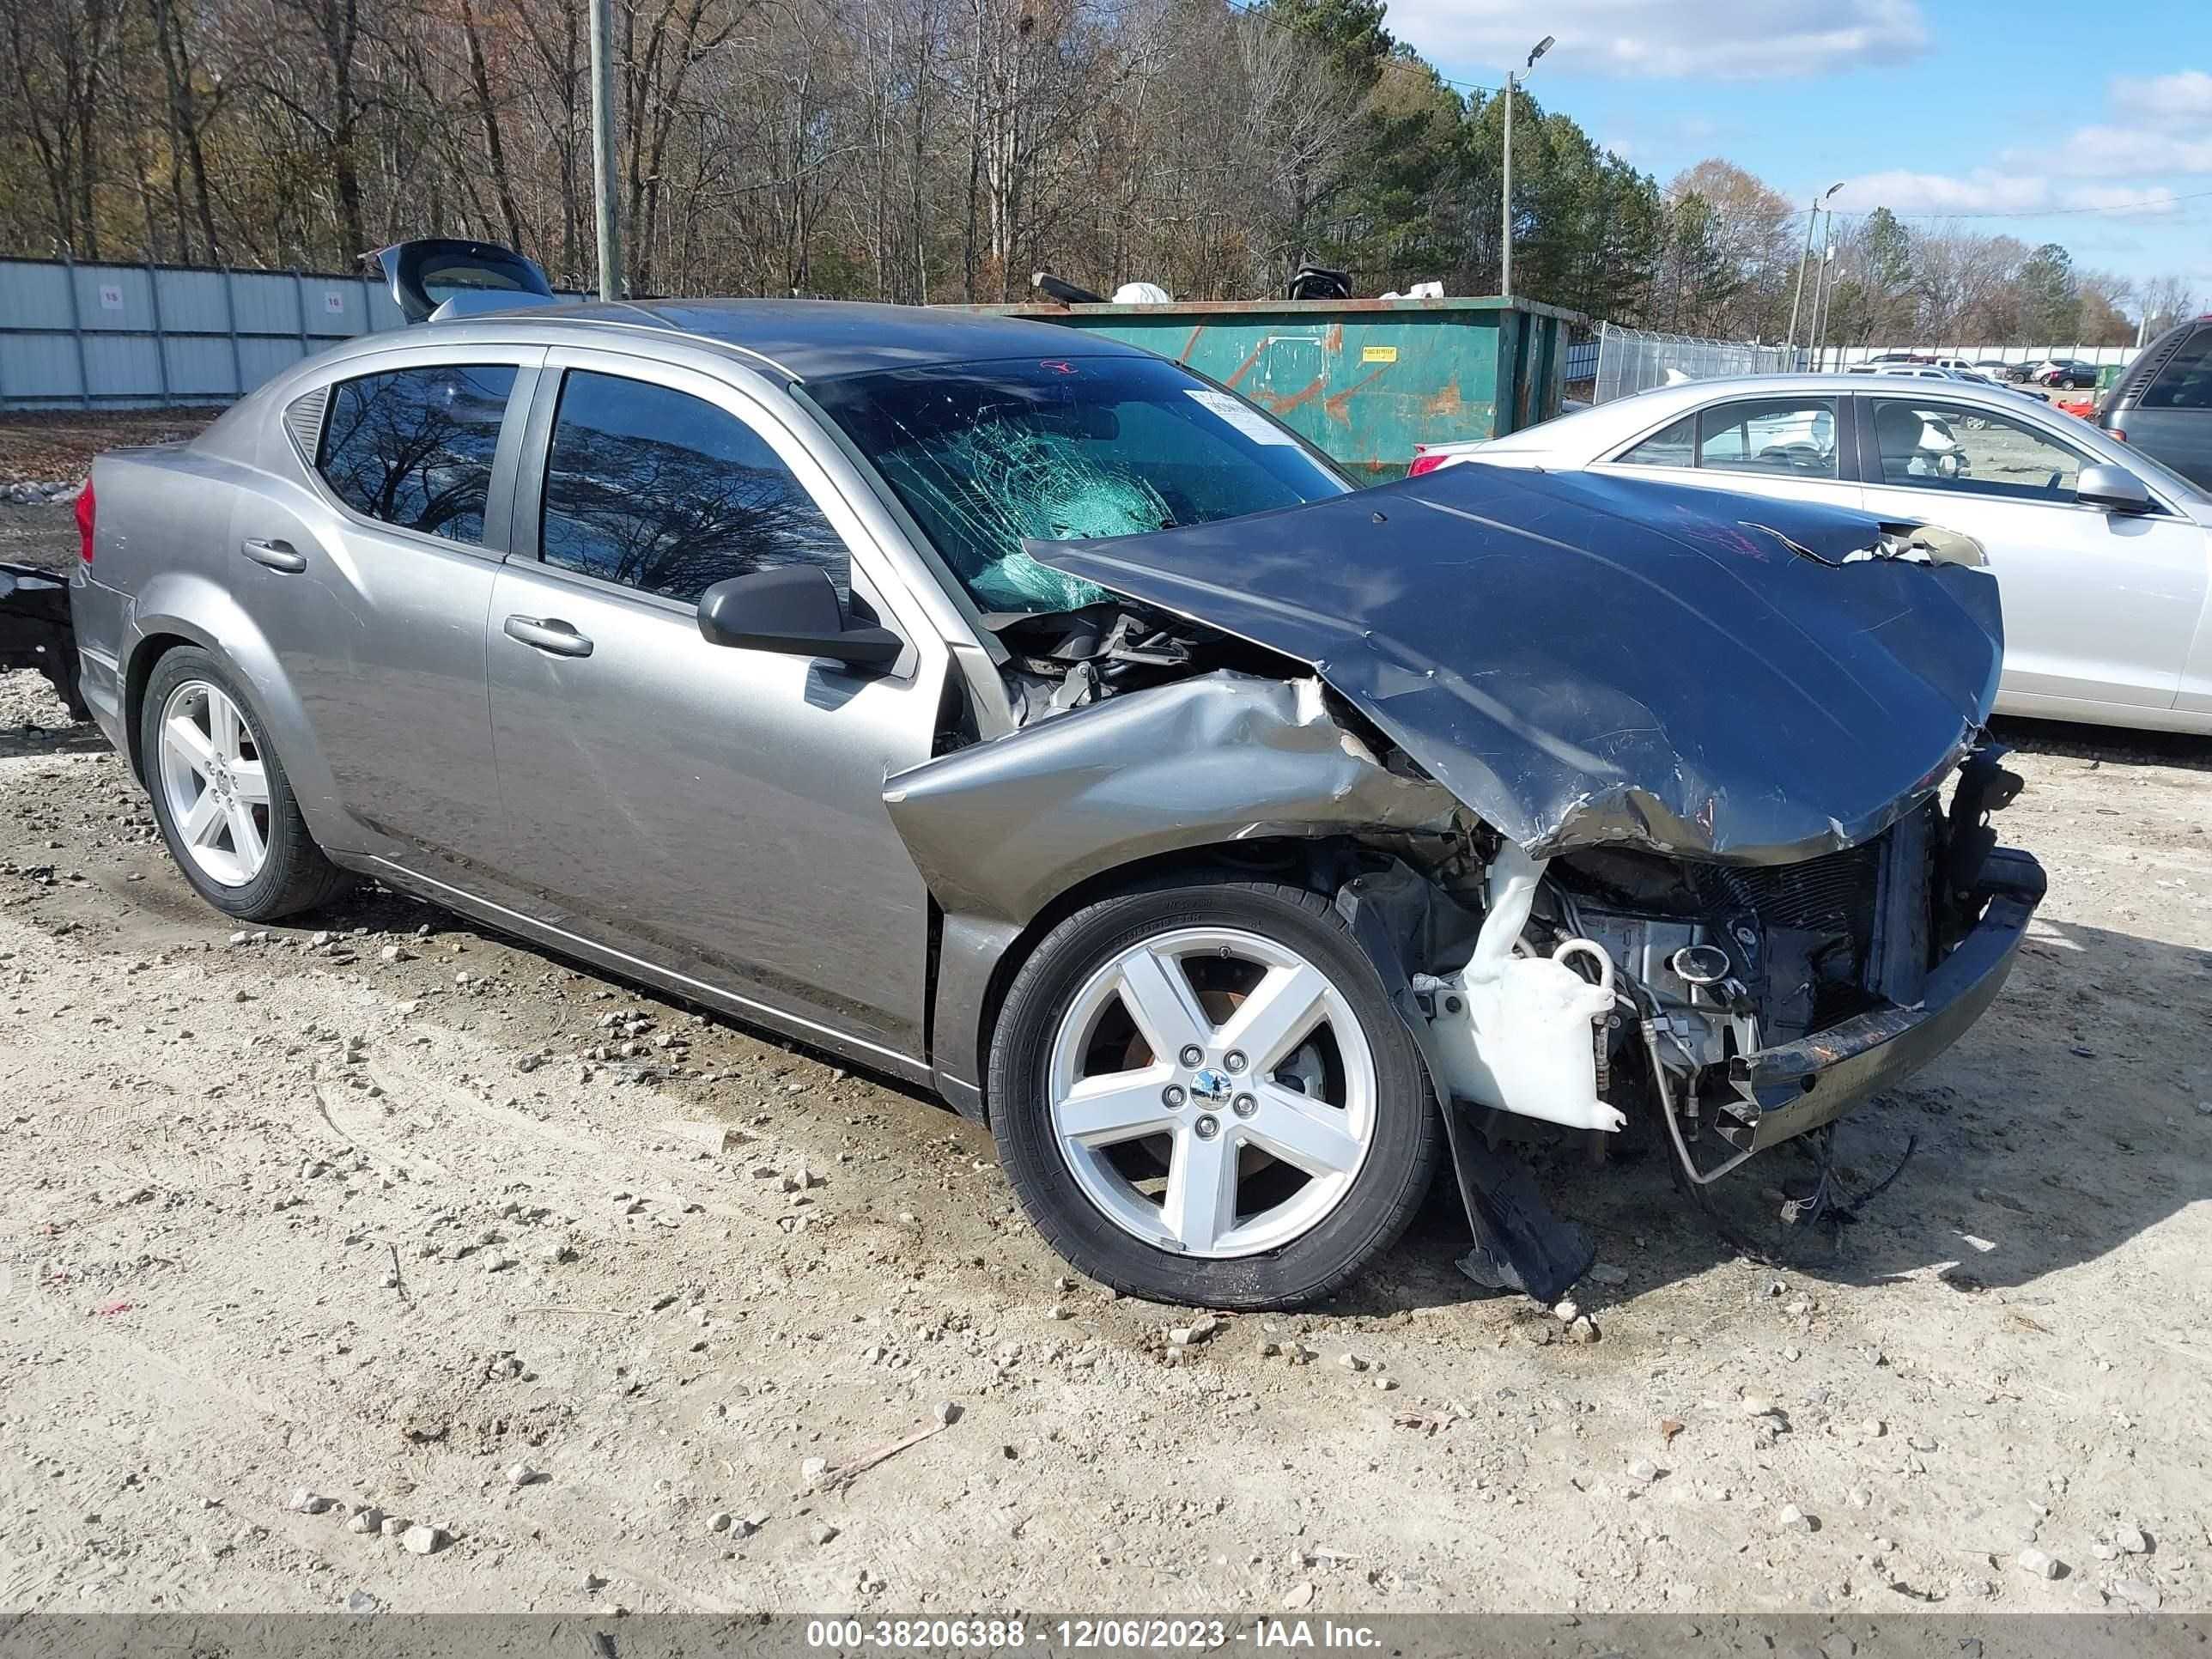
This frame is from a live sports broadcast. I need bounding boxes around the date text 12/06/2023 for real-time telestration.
[802,1618,1386,1650]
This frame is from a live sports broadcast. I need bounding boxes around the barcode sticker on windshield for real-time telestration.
[1186,388,1295,446]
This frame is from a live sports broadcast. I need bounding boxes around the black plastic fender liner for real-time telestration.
[1333,861,1595,1305]
[0,563,87,720]
[1029,462,2005,867]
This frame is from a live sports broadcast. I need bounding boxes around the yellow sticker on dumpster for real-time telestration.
[1362,345,1399,363]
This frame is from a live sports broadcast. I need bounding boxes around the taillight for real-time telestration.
[74,477,95,563]
[2108,427,2127,444]
[1407,451,1448,477]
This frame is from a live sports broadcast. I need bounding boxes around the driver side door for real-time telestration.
[482,349,946,1069]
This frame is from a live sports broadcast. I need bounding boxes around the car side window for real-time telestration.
[1616,415,1694,470]
[1870,399,2085,501]
[538,370,850,605]
[1697,398,1838,478]
[2142,330,2212,410]
[317,363,518,544]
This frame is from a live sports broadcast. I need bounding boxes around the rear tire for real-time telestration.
[139,646,351,921]
[987,878,1439,1310]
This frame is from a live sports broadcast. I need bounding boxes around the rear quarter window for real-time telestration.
[2142,329,2212,410]
[316,363,518,544]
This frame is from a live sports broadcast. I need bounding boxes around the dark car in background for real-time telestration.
[2033,358,2099,389]
[2099,314,2212,489]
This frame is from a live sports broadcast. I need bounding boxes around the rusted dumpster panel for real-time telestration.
[966,296,1582,478]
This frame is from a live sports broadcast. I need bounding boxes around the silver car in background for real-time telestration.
[1414,373,2212,735]
[68,289,2043,1310]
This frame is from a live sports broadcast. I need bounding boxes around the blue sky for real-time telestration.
[1383,0,2212,308]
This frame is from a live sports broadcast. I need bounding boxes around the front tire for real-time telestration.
[139,646,350,921]
[988,878,1440,1309]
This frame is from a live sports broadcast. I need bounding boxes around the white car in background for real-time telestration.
[1869,363,2052,404]
[1408,373,2212,734]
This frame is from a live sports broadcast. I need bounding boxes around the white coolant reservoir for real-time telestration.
[1418,845,1626,1133]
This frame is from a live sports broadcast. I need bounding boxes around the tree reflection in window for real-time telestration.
[539,372,849,604]
[318,364,516,543]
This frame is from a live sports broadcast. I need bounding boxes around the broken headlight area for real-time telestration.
[1348,746,2039,1299]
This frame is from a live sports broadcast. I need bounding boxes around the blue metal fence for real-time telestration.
[0,254,580,410]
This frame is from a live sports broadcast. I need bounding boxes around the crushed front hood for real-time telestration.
[1027,464,2003,864]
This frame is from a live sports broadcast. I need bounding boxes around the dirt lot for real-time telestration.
[0,410,222,492]
[1,496,2209,1619]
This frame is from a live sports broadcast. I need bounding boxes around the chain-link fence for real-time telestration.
[1591,322,1796,404]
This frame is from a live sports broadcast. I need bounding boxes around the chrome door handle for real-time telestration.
[503,615,593,658]
[240,536,307,574]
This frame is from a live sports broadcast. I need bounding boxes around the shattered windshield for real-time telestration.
[804,355,1349,615]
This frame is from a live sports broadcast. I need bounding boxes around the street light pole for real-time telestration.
[1500,34,1553,302]
[588,0,623,301]
[1786,181,1844,357]
[1810,238,1838,369]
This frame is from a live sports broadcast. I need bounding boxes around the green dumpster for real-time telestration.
[962,296,1585,480]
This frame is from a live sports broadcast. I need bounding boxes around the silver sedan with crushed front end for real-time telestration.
[68,245,2042,1308]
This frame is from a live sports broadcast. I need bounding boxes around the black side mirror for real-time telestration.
[696,566,903,668]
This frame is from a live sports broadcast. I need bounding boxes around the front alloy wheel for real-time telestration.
[989,879,1439,1309]
[1048,926,1376,1258]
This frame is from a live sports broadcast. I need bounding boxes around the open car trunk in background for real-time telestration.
[1029,464,2005,866]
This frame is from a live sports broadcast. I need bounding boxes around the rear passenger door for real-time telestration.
[243,345,538,868]
[483,350,944,1066]
[1596,394,1864,511]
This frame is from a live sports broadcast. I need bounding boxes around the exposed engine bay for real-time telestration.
[890,462,2044,1302]
[947,580,2033,1270]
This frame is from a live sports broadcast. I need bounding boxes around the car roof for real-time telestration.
[486,297,1152,381]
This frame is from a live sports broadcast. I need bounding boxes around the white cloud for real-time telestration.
[2108,70,2212,122]
[2038,125,2212,179]
[1383,0,1927,81]
[1832,170,2050,214]
[1828,173,2187,220]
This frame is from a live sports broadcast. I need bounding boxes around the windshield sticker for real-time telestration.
[1185,388,1296,447]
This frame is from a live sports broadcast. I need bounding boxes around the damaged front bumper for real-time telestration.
[1722,847,2045,1151]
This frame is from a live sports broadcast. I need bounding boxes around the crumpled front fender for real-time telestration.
[883,670,1461,928]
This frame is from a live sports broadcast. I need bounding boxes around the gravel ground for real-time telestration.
[0,410,220,493]
[0,513,2208,1617]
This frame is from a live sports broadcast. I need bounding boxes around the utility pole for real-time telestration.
[1787,182,1844,358]
[1500,34,1553,302]
[588,0,622,301]
[1810,239,1838,369]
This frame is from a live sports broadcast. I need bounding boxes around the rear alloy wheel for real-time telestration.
[156,678,270,888]
[139,646,351,921]
[988,879,1438,1309]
